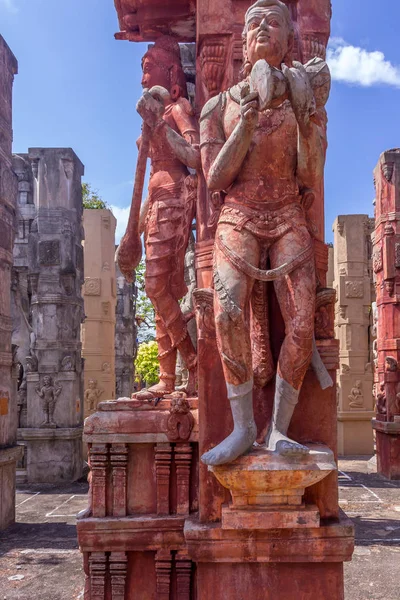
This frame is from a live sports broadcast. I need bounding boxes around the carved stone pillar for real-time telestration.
[155,442,172,515]
[110,552,128,600]
[110,443,128,517]
[90,443,108,518]
[175,443,192,515]
[155,549,172,600]
[0,35,20,530]
[89,552,107,600]
[333,215,375,455]
[15,147,85,483]
[176,551,192,600]
[372,149,400,480]
[115,260,136,399]
[82,208,117,413]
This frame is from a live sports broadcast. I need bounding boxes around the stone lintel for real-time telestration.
[17,427,83,441]
[221,504,320,530]
[83,432,199,444]
[184,514,354,563]
[337,411,375,422]
[372,419,400,435]
[77,515,186,552]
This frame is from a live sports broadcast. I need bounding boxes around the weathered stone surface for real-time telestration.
[81,209,117,414]
[333,215,375,455]
[117,36,199,400]
[0,35,18,531]
[372,149,400,479]
[79,3,351,599]
[12,148,84,483]
[115,255,136,399]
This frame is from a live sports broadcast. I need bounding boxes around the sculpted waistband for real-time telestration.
[215,234,314,282]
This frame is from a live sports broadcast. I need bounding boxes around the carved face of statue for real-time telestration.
[245,4,291,68]
[88,379,96,389]
[141,56,170,91]
[43,375,52,387]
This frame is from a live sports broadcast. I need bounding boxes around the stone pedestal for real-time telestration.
[14,147,85,483]
[333,215,375,456]
[82,209,117,416]
[17,426,83,482]
[372,150,400,479]
[0,35,20,530]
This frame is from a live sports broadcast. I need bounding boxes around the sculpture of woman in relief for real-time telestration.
[117,37,201,399]
[200,0,331,465]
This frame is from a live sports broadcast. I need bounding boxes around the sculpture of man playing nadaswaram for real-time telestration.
[117,37,201,400]
[35,375,62,427]
[200,0,332,465]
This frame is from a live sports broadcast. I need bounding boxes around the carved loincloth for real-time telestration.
[145,175,196,299]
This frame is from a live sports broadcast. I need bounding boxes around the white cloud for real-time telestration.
[327,37,400,88]
[110,205,130,244]
[0,0,18,13]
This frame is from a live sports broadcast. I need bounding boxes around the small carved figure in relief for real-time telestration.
[166,392,195,441]
[385,356,398,372]
[348,380,363,409]
[200,0,332,465]
[35,375,62,427]
[118,36,201,400]
[375,382,387,416]
[85,379,104,412]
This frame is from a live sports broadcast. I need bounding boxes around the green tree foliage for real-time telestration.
[82,182,109,209]
[135,259,156,343]
[135,340,159,386]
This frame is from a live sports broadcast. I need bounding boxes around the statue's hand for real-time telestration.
[116,234,142,283]
[136,92,165,129]
[240,83,259,130]
[282,61,316,137]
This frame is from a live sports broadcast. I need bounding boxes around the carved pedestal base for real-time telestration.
[372,419,400,480]
[17,427,83,483]
[185,515,354,600]
[209,444,336,528]
[0,446,23,530]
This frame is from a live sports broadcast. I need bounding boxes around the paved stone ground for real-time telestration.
[0,458,399,599]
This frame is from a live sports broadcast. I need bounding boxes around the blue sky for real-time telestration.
[1,0,400,242]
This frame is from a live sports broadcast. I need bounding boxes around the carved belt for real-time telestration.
[225,194,300,213]
[215,234,314,282]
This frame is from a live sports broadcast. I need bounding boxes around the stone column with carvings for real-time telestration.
[333,215,375,455]
[115,256,136,399]
[372,149,400,480]
[82,208,117,414]
[0,35,21,530]
[17,147,84,483]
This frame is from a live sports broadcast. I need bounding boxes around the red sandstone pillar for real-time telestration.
[372,149,400,480]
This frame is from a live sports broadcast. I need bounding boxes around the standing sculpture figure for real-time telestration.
[85,379,104,412]
[118,37,201,399]
[200,0,331,465]
[35,375,62,427]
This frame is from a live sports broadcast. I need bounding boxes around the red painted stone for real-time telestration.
[372,149,400,480]
[77,3,353,599]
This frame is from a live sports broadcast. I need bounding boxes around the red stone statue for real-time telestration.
[118,36,201,399]
[200,0,331,465]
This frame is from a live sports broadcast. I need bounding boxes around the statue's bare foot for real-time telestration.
[201,424,257,466]
[266,428,309,456]
[133,380,174,400]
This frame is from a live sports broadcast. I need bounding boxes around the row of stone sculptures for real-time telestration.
[118,0,332,466]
